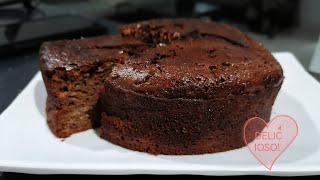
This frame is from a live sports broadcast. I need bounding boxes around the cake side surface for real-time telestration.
[100,79,281,154]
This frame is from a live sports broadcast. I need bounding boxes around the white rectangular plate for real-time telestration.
[1,52,320,176]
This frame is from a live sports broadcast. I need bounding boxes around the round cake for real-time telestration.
[100,19,283,155]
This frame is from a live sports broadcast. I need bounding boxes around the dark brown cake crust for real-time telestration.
[100,82,279,155]
[100,19,283,154]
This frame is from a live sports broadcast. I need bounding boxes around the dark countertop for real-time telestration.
[0,51,39,113]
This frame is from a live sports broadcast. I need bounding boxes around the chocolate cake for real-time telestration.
[40,18,283,155]
[100,19,283,154]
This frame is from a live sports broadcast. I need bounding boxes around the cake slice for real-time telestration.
[39,35,148,137]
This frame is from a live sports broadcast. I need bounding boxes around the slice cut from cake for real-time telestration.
[39,35,148,137]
